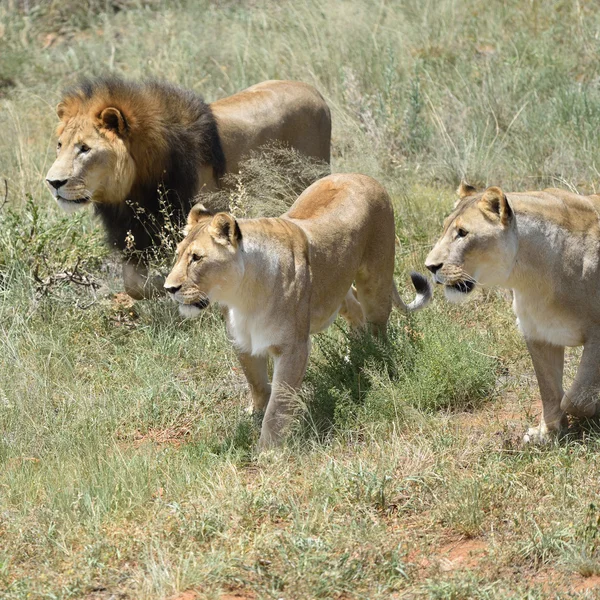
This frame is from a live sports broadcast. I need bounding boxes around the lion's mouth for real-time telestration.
[447,280,475,294]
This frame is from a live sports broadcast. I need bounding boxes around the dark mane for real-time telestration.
[59,75,226,257]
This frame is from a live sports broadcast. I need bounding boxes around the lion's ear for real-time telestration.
[479,186,513,225]
[208,213,243,247]
[99,107,127,136]
[183,203,213,236]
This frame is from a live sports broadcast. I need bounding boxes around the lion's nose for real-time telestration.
[426,263,442,275]
[164,284,181,294]
[47,179,68,190]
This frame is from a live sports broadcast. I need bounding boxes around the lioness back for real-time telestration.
[283,174,397,327]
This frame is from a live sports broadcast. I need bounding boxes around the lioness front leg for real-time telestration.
[560,342,600,418]
[123,261,165,300]
[258,341,310,450]
[237,352,271,414]
[524,339,567,443]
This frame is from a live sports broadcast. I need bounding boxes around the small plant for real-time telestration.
[565,503,600,577]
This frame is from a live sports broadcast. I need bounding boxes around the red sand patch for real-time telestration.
[438,538,488,571]
[170,592,199,600]
[573,574,600,592]
[170,589,255,600]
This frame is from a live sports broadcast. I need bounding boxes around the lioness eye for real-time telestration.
[57,141,62,151]
[457,228,468,238]
[191,253,203,263]
[79,144,90,153]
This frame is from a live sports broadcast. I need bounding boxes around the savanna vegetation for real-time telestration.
[1,0,600,598]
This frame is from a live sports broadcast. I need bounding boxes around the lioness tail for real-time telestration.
[393,272,432,313]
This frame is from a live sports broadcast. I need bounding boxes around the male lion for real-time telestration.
[165,173,432,450]
[45,77,331,299]
[426,182,600,443]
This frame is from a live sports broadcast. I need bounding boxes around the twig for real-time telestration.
[0,179,7,211]
[33,256,100,298]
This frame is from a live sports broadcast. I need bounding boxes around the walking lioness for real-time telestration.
[165,174,432,449]
[426,183,600,442]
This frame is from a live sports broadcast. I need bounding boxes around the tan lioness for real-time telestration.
[165,174,432,449]
[45,77,331,299]
[426,182,600,443]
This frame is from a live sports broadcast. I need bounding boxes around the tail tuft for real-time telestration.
[410,271,431,297]
[393,271,433,313]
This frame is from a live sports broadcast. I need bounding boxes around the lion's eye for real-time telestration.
[79,144,90,154]
[457,228,468,238]
[191,253,203,263]
[57,141,62,152]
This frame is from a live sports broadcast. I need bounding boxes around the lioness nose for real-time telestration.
[164,284,182,294]
[47,179,68,190]
[426,263,442,274]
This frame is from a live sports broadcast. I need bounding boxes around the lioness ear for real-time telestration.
[99,107,127,136]
[457,181,477,199]
[479,186,513,225]
[208,213,243,247]
[56,102,67,120]
[183,203,213,236]
[454,181,478,208]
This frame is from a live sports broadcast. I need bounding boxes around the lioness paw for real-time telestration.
[523,425,556,445]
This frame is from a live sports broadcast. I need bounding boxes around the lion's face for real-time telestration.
[45,107,136,213]
[425,186,518,303]
[164,205,244,318]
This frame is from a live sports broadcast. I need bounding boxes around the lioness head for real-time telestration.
[425,183,518,302]
[45,100,136,213]
[164,204,244,318]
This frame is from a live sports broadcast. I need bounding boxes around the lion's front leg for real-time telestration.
[237,352,271,414]
[122,260,165,300]
[258,340,310,451]
[560,342,600,418]
[524,339,567,443]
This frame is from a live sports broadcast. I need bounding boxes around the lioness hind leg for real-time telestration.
[524,339,567,443]
[237,352,271,413]
[560,343,600,418]
[354,275,393,337]
[339,286,366,330]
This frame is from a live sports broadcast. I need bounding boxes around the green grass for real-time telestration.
[2,0,600,598]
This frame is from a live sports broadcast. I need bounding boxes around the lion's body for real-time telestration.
[165,173,431,449]
[45,77,331,299]
[426,184,600,442]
